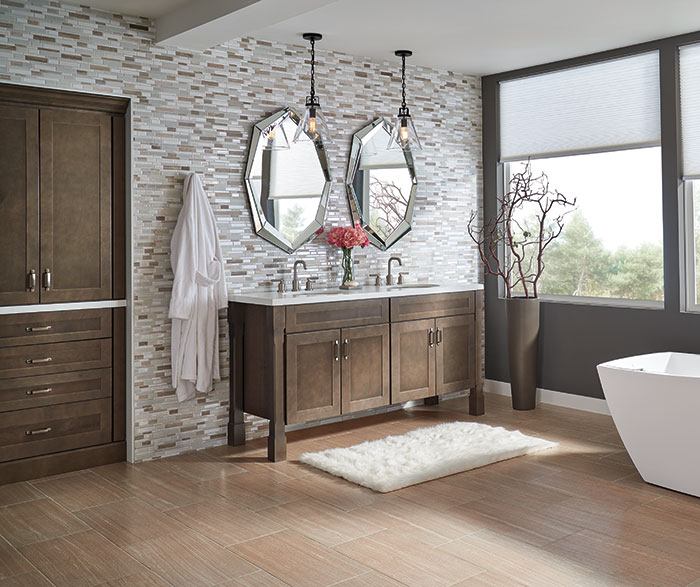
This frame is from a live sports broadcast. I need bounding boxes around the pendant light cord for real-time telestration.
[309,37,316,101]
[401,53,407,111]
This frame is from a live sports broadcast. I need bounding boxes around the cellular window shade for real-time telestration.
[680,43,700,179]
[499,52,661,162]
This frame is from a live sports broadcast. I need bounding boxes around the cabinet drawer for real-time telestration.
[286,299,389,333]
[0,309,112,348]
[390,292,475,322]
[0,339,112,379]
[0,398,112,462]
[0,368,111,412]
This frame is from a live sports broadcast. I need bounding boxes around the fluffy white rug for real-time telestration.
[299,421,557,493]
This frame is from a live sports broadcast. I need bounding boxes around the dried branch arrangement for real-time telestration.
[468,161,576,298]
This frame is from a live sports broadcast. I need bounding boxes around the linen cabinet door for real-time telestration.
[286,330,341,424]
[435,315,476,395]
[39,109,112,302]
[341,324,390,414]
[0,104,39,306]
[390,318,436,403]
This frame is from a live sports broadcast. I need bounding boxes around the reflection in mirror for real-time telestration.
[245,108,331,253]
[346,118,417,250]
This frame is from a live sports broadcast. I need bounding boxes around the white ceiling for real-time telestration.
[65,0,700,75]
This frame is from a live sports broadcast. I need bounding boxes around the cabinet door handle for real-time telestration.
[334,340,340,361]
[25,427,52,436]
[25,325,52,332]
[43,268,51,291]
[428,328,435,348]
[343,339,349,360]
[26,387,52,395]
[27,269,36,292]
[25,357,52,364]
[436,328,443,345]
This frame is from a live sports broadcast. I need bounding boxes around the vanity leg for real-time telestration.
[424,396,440,406]
[469,290,485,416]
[228,305,246,446]
[267,306,287,462]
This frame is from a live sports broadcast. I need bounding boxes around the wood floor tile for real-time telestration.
[0,498,88,547]
[230,530,369,587]
[0,483,44,508]
[280,473,381,511]
[166,499,284,547]
[74,497,188,548]
[92,462,218,511]
[391,478,481,511]
[221,570,290,586]
[544,529,700,586]
[0,571,53,587]
[257,497,384,547]
[124,529,257,586]
[156,449,247,482]
[0,535,33,580]
[101,570,172,586]
[30,471,129,511]
[200,473,305,511]
[333,570,405,586]
[19,530,142,587]
[451,571,527,586]
[334,529,485,586]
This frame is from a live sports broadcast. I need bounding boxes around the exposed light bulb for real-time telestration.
[309,117,316,135]
[268,128,276,140]
[400,119,409,143]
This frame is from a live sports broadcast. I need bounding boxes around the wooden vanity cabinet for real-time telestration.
[229,289,484,462]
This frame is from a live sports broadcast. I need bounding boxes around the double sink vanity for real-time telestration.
[227,281,484,461]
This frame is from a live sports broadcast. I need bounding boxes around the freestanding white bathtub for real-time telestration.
[598,352,700,497]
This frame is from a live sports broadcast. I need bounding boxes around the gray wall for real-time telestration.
[482,32,700,399]
[1,1,482,461]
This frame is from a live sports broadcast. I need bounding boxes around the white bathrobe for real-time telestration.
[169,173,228,402]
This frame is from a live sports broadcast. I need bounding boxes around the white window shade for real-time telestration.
[680,43,700,179]
[499,52,661,162]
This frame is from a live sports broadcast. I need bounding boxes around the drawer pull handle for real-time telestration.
[25,427,52,436]
[25,325,52,332]
[428,328,435,348]
[436,328,443,345]
[26,387,52,395]
[27,269,36,292]
[343,339,349,360]
[43,268,51,291]
[334,340,340,361]
[25,357,52,364]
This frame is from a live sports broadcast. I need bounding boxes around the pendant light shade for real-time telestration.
[262,118,290,151]
[388,50,422,151]
[293,33,333,145]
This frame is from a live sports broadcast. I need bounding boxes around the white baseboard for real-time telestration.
[484,379,610,416]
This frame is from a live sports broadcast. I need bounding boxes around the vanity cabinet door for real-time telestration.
[286,329,341,424]
[0,105,39,306]
[390,318,436,403]
[435,315,476,395]
[39,109,112,303]
[341,324,390,414]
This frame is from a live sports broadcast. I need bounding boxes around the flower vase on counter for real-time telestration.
[327,222,370,289]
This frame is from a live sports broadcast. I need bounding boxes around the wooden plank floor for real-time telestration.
[2,392,700,586]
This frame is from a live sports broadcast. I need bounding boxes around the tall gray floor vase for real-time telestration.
[506,297,540,410]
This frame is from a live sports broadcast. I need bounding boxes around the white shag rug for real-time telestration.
[299,421,557,493]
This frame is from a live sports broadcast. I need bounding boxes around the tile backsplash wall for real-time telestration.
[1,0,482,461]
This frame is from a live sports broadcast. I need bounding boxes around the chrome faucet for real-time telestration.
[386,256,402,285]
[292,260,307,292]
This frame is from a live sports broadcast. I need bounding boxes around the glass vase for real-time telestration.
[340,246,355,287]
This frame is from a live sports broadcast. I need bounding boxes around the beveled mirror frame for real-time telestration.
[345,118,418,250]
[244,107,332,254]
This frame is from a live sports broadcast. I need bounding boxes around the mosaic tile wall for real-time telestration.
[0,0,483,461]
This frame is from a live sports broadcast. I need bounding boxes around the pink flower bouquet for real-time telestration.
[327,222,370,288]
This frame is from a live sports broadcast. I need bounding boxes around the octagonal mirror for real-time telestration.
[345,118,417,250]
[245,107,331,253]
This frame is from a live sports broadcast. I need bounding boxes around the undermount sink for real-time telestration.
[385,283,440,290]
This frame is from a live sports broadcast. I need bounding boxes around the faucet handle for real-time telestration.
[368,274,382,287]
[398,272,409,285]
[305,277,318,291]
[274,279,287,293]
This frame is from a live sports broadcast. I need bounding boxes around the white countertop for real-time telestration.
[229,282,483,306]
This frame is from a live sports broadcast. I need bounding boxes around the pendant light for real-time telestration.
[262,118,290,151]
[293,33,332,145]
[388,50,422,151]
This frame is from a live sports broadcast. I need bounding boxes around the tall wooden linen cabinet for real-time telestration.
[0,84,128,484]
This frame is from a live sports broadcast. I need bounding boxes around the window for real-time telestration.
[499,52,663,303]
[680,43,700,310]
